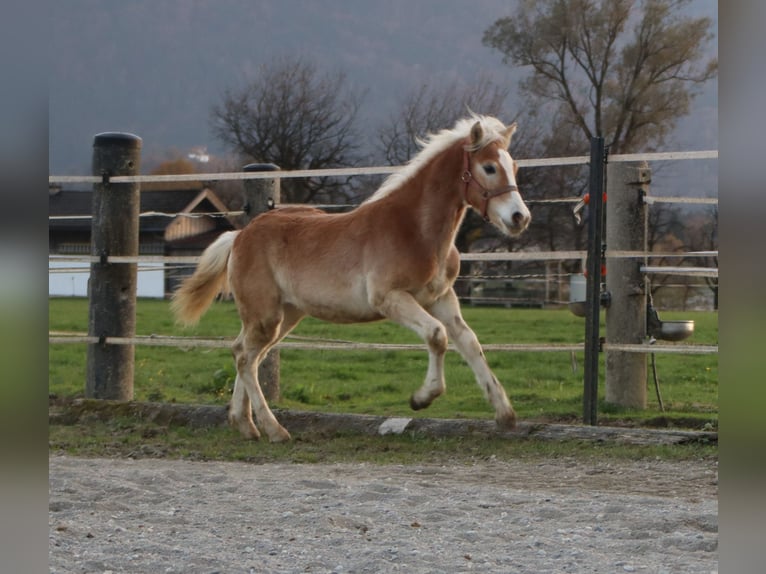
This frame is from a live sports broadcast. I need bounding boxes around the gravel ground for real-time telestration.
[49,455,718,573]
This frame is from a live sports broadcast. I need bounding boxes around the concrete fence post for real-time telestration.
[605,161,650,408]
[242,162,281,402]
[85,132,142,400]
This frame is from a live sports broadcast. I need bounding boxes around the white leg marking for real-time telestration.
[230,372,260,439]
[429,289,516,428]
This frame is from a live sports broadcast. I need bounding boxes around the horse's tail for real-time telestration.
[171,230,239,326]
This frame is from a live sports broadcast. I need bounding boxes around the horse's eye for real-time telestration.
[483,164,496,175]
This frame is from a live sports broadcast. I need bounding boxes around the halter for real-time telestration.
[461,149,518,221]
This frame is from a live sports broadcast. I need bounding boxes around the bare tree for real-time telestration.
[645,202,685,300]
[643,203,717,309]
[684,205,718,309]
[483,0,717,153]
[376,76,512,166]
[481,0,716,306]
[210,56,365,204]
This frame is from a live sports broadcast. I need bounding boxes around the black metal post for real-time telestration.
[583,137,605,425]
[86,132,142,400]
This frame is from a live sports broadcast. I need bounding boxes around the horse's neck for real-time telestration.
[409,144,467,252]
[365,142,467,259]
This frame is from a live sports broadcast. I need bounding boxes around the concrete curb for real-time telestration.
[50,399,717,447]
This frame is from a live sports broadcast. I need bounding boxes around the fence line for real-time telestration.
[607,150,718,163]
[48,191,716,227]
[48,149,718,186]
[643,196,718,205]
[603,343,718,355]
[48,331,717,355]
[50,210,246,222]
[640,265,718,278]
[48,198,581,225]
[50,254,200,265]
[48,250,717,266]
[49,144,719,414]
[49,250,719,296]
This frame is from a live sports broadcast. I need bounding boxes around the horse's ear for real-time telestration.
[470,121,483,147]
[502,122,518,148]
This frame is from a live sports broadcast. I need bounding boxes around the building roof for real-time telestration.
[49,186,236,234]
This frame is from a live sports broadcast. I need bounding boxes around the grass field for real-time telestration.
[49,297,718,429]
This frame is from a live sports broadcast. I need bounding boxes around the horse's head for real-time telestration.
[462,118,531,237]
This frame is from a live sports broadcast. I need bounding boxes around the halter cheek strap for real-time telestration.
[461,150,518,221]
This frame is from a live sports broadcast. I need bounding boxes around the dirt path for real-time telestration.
[49,455,717,573]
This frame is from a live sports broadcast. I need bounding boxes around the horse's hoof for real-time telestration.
[229,414,261,440]
[268,428,292,443]
[238,425,261,440]
[495,410,517,430]
[409,395,427,411]
[242,426,262,440]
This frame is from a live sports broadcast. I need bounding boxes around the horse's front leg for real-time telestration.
[428,289,516,429]
[373,290,448,410]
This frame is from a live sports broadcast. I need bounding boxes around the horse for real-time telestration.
[171,113,531,442]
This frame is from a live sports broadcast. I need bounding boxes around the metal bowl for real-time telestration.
[657,320,695,341]
[568,301,587,317]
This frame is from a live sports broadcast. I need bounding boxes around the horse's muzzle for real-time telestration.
[507,210,531,235]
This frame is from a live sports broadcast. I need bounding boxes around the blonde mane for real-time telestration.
[365,113,511,203]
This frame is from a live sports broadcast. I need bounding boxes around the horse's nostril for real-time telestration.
[512,212,525,226]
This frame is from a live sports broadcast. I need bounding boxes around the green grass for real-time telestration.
[49,297,718,428]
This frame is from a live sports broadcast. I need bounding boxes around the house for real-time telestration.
[49,185,240,297]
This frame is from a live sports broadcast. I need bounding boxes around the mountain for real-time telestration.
[50,0,718,191]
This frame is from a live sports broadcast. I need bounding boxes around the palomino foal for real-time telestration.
[172,114,531,441]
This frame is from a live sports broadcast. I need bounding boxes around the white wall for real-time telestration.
[48,261,165,298]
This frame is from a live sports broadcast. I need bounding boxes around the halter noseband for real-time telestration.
[461,149,518,221]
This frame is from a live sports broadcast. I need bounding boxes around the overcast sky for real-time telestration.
[49,0,717,175]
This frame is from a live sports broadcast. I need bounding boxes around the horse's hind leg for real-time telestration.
[229,340,260,440]
[230,334,290,442]
[429,289,516,429]
[229,306,304,442]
